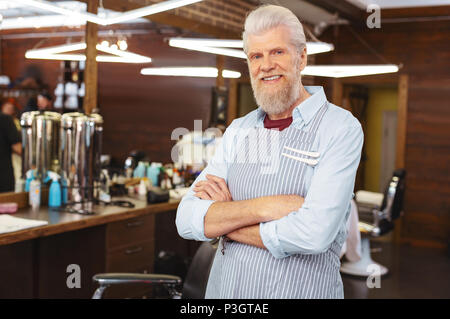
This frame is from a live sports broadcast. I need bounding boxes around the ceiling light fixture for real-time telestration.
[140,67,241,78]
[0,15,86,30]
[16,0,203,26]
[118,39,128,51]
[25,42,152,63]
[302,64,399,78]
[168,37,335,59]
[16,0,104,24]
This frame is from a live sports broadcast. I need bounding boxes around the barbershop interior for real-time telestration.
[0,0,449,300]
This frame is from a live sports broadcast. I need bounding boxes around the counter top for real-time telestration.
[0,196,180,246]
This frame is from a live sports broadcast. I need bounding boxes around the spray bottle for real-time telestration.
[25,169,35,192]
[47,171,62,208]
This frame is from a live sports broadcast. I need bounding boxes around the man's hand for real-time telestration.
[194,174,232,202]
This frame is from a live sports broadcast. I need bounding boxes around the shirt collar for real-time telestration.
[256,86,327,127]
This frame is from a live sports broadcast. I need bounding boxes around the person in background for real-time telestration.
[1,98,20,129]
[1,99,22,186]
[0,110,22,192]
[37,91,52,110]
[22,91,53,113]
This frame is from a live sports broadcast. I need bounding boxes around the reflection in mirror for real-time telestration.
[1,99,22,193]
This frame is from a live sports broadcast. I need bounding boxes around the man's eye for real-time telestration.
[275,50,283,55]
[251,54,261,60]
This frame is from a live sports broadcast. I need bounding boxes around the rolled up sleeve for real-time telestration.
[260,123,364,258]
[176,123,237,241]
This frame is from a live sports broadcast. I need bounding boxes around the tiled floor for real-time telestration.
[341,241,450,299]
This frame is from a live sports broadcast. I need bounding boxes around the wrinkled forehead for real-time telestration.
[246,25,295,53]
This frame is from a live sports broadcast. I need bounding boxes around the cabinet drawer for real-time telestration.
[106,240,154,273]
[106,214,154,250]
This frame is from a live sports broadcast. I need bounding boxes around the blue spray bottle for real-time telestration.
[47,171,62,208]
[25,169,35,192]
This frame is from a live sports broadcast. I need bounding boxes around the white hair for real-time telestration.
[242,5,306,54]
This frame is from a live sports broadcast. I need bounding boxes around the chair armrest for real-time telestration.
[93,273,182,286]
[92,273,182,299]
[358,221,380,237]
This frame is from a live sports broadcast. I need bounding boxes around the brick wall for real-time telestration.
[135,0,257,34]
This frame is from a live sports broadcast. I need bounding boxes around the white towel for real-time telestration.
[355,190,383,207]
[340,199,362,262]
[0,215,48,234]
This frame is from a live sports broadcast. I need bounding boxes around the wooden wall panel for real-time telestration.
[317,21,450,248]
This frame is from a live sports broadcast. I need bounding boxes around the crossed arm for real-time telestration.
[194,174,304,249]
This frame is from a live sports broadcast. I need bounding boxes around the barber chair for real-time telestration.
[340,169,406,277]
[92,241,218,299]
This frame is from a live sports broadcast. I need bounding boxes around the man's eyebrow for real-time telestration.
[247,50,261,57]
[248,46,287,56]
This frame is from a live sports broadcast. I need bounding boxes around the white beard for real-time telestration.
[250,60,302,116]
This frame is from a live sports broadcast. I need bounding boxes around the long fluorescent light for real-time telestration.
[170,38,244,48]
[16,0,203,26]
[302,65,399,78]
[16,0,104,25]
[105,0,203,25]
[306,42,336,55]
[25,42,152,63]
[140,67,241,78]
[168,37,335,59]
[170,42,247,59]
[0,15,86,30]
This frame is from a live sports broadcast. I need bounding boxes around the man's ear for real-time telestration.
[299,46,307,71]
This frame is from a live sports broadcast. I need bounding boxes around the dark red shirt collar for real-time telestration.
[263,114,293,131]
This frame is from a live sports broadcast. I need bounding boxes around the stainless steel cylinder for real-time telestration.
[61,112,103,213]
[20,111,61,180]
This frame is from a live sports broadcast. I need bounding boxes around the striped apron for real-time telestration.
[205,102,347,299]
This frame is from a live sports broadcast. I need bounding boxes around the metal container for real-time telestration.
[20,111,61,181]
[60,112,103,214]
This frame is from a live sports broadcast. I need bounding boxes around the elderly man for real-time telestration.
[176,5,363,299]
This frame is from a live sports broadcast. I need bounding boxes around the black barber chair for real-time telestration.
[92,241,218,299]
[340,169,406,277]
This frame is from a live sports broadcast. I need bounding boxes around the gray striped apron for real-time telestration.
[205,102,347,299]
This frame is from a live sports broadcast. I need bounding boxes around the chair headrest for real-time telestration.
[381,169,406,221]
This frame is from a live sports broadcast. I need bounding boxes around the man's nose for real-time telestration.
[260,55,275,72]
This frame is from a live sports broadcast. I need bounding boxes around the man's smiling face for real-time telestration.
[247,25,307,116]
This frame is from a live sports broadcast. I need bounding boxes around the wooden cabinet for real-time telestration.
[106,214,154,252]
[0,240,35,298]
[0,210,180,298]
[103,214,156,298]
[37,226,106,299]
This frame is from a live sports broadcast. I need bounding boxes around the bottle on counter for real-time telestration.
[138,179,147,195]
[147,162,162,187]
[48,171,62,208]
[25,169,35,192]
[172,168,181,187]
[29,179,41,210]
[133,161,146,178]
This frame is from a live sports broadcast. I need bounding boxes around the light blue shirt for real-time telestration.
[176,86,364,258]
